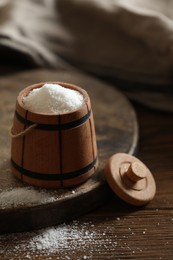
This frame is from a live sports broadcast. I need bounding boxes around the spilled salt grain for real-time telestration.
[0,220,119,257]
[0,187,56,209]
[22,83,84,114]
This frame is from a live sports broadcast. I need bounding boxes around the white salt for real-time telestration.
[22,83,84,114]
[0,220,122,258]
[0,221,98,254]
[0,187,56,209]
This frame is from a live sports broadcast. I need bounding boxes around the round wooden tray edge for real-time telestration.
[0,68,139,234]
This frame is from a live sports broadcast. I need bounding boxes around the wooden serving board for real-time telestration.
[0,69,138,234]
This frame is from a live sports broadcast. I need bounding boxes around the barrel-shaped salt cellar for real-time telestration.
[11,82,98,188]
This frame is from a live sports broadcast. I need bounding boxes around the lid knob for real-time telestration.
[125,162,148,182]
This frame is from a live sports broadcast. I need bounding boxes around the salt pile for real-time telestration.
[0,187,56,209]
[22,83,84,114]
[0,220,116,258]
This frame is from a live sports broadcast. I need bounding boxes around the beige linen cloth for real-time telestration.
[0,0,173,110]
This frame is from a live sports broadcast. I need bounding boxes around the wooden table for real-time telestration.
[0,66,173,259]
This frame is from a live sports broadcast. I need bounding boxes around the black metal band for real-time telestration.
[15,110,91,131]
[11,157,97,181]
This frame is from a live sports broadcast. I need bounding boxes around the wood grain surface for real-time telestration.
[0,69,138,234]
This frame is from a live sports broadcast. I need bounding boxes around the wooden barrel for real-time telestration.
[11,82,98,188]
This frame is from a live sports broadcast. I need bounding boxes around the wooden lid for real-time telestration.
[104,153,156,206]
